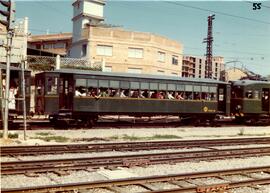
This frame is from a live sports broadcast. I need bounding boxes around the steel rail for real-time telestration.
[2,147,270,175]
[2,137,270,156]
[2,166,270,193]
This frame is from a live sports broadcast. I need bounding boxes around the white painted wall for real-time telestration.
[84,1,104,18]
[70,0,104,58]
[0,18,28,64]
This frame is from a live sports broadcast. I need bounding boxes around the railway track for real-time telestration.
[2,146,270,175]
[2,166,270,193]
[11,115,250,130]
[2,137,270,157]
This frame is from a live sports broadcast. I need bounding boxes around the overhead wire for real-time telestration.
[243,1,270,9]
[164,1,270,25]
[18,1,269,70]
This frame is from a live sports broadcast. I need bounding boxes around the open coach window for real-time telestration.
[46,77,58,95]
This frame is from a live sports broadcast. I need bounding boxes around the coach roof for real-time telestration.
[51,68,228,85]
[233,79,270,86]
[0,64,31,71]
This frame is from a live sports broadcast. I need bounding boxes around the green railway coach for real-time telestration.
[35,69,230,127]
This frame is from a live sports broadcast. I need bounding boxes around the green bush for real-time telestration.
[0,132,19,139]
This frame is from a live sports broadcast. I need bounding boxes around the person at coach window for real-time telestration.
[175,92,184,100]
[142,90,148,98]
[165,91,174,99]
[99,88,109,97]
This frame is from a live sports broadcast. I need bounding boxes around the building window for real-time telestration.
[127,68,142,74]
[43,44,53,49]
[157,51,165,62]
[54,42,66,49]
[157,70,165,75]
[172,55,178,65]
[36,44,41,49]
[128,48,143,59]
[81,44,87,57]
[104,66,112,72]
[171,73,178,76]
[97,45,113,56]
[199,59,202,63]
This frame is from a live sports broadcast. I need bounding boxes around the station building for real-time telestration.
[68,0,183,76]
[71,26,183,76]
[27,33,72,56]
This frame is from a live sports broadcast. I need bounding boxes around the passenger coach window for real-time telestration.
[36,79,44,96]
[254,90,259,99]
[194,86,201,100]
[140,82,150,98]
[185,92,193,100]
[168,84,176,91]
[201,86,209,100]
[245,90,253,99]
[232,86,243,98]
[185,85,193,100]
[99,80,109,88]
[130,82,140,89]
[141,82,149,90]
[130,82,141,98]
[209,86,217,101]
[177,85,185,91]
[159,83,167,91]
[87,79,98,87]
[75,79,87,96]
[120,81,129,89]
[76,79,87,87]
[219,88,224,101]
[150,83,158,90]
[46,77,58,95]
[110,80,120,88]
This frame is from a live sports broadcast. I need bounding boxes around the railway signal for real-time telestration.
[0,0,15,31]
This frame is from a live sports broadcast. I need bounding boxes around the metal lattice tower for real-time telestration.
[203,14,215,79]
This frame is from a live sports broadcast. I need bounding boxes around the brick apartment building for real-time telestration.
[182,56,225,80]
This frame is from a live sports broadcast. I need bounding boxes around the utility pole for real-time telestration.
[0,0,15,139]
[22,17,28,140]
[203,14,215,79]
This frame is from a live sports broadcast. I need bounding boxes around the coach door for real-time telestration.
[59,74,74,110]
[262,88,269,112]
[217,84,227,113]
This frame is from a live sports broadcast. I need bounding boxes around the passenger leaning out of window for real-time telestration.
[159,91,165,99]
[75,86,86,97]
[142,90,148,98]
[151,91,158,99]
[165,91,175,99]
[114,89,127,97]
[88,87,97,97]
[131,90,139,98]
[98,87,109,97]
[175,92,184,100]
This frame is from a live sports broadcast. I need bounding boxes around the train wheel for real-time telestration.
[84,119,94,128]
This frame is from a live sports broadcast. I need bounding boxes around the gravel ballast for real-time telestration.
[1,126,270,193]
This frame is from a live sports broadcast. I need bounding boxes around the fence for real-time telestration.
[27,55,102,71]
